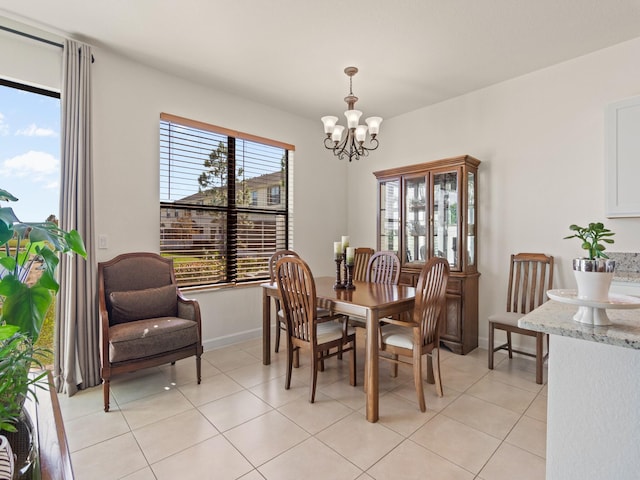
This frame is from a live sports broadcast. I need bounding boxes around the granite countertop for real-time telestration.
[519,300,640,350]
[613,271,640,283]
[609,252,640,283]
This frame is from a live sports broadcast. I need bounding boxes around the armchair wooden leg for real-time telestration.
[196,354,202,384]
[103,379,110,412]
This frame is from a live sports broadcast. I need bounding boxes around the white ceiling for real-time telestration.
[2,0,640,122]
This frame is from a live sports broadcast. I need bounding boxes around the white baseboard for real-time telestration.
[202,326,264,351]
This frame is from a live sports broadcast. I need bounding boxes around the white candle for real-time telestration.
[334,241,343,259]
[341,235,350,250]
[346,247,355,266]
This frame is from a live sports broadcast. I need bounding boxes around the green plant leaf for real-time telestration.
[22,223,64,251]
[0,255,16,272]
[0,189,18,202]
[0,275,24,297]
[36,245,60,279]
[0,324,20,340]
[35,270,60,293]
[65,229,87,257]
[1,282,52,340]
[0,219,13,246]
[0,206,19,226]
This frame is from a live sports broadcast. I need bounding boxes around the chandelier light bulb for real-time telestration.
[344,109,362,129]
[321,116,339,135]
[365,116,383,137]
[331,124,345,143]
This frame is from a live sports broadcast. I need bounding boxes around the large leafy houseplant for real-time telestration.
[0,188,86,339]
[0,187,86,435]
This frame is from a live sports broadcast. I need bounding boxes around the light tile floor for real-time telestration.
[59,330,547,480]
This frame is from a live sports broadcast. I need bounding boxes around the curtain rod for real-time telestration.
[0,24,63,48]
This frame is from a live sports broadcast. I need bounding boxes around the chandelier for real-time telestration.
[321,66,383,162]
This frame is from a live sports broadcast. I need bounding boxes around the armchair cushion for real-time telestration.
[109,284,178,325]
[109,316,198,363]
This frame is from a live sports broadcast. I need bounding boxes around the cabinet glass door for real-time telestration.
[467,171,476,268]
[432,171,459,269]
[379,179,400,254]
[404,177,427,264]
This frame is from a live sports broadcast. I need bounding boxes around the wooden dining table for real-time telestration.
[261,276,416,423]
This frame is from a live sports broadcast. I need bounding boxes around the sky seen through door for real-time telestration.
[0,83,60,222]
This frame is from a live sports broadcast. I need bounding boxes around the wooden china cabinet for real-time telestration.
[374,155,480,354]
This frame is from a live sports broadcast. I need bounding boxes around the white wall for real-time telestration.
[0,17,62,90]
[91,48,348,349]
[348,36,640,350]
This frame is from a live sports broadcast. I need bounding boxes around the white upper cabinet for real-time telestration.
[606,95,640,217]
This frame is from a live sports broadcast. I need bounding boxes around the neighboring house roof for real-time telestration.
[173,171,284,205]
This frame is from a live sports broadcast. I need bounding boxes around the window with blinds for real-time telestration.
[160,113,293,287]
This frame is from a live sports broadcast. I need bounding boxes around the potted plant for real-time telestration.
[0,326,49,478]
[564,222,615,301]
[0,187,86,478]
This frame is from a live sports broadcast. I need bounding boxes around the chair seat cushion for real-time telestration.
[316,321,355,344]
[380,325,415,350]
[488,312,524,327]
[109,284,178,325]
[109,316,198,363]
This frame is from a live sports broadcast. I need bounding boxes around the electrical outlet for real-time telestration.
[98,234,108,249]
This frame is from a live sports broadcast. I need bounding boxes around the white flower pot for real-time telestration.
[571,258,616,325]
[573,270,614,301]
[573,258,615,302]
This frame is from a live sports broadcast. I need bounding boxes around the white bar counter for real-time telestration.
[520,300,640,480]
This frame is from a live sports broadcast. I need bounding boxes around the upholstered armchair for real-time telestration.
[98,252,202,412]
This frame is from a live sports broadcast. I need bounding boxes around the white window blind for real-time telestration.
[160,113,293,286]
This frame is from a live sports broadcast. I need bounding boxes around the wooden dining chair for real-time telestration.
[353,247,374,281]
[378,257,449,412]
[275,256,357,402]
[269,249,338,357]
[488,253,554,384]
[269,249,299,354]
[366,250,401,285]
[346,250,401,331]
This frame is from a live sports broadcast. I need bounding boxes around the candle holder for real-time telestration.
[334,255,346,289]
[345,264,356,290]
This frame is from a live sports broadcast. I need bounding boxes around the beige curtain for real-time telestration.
[55,39,99,395]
